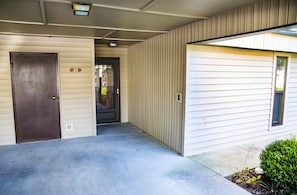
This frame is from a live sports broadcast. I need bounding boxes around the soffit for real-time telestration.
[0,0,258,46]
[274,24,297,37]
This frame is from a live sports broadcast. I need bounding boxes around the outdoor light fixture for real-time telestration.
[108,42,118,47]
[72,2,92,16]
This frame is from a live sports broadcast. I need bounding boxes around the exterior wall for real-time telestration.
[128,33,186,152]
[0,34,96,145]
[210,33,297,53]
[287,55,297,133]
[185,44,297,155]
[95,45,128,122]
[128,0,297,154]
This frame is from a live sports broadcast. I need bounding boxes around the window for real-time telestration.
[272,56,288,126]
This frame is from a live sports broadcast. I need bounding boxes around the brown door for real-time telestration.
[10,52,61,143]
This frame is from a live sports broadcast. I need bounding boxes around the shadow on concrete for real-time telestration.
[0,123,250,195]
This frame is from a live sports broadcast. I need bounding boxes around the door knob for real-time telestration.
[52,96,57,100]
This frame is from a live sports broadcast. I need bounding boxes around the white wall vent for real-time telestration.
[66,123,73,131]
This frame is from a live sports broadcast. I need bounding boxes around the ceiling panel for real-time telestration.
[74,0,152,10]
[45,2,197,31]
[0,0,42,23]
[0,22,110,37]
[95,39,140,46]
[147,0,257,16]
[0,0,262,46]
[106,31,161,40]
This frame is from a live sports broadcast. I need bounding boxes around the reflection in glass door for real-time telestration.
[95,65,114,109]
[95,58,120,124]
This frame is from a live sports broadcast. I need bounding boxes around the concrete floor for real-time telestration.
[0,124,250,195]
[190,139,273,177]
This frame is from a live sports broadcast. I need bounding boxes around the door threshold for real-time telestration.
[96,122,121,126]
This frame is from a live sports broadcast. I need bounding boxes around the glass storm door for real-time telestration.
[95,58,120,124]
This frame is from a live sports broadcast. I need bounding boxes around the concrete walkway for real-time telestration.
[0,124,250,195]
[190,138,277,177]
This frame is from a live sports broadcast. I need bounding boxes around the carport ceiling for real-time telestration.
[0,0,257,46]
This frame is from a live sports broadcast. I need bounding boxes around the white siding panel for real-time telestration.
[188,99,270,112]
[185,46,264,155]
[188,105,270,119]
[188,110,269,125]
[189,94,269,105]
[286,53,297,135]
[188,120,269,137]
[184,45,297,156]
[95,45,128,123]
[0,34,95,145]
[211,33,297,53]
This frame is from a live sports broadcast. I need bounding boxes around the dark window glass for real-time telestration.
[272,57,288,126]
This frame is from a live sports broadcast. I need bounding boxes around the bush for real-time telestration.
[260,137,297,194]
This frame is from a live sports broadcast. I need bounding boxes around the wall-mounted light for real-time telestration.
[108,42,118,47]
[72,2,92,16]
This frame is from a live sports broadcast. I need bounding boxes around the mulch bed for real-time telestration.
[225,168,273,195]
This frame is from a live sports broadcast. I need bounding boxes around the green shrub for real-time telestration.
[260,137,297,194]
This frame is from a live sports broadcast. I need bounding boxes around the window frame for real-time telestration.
[269,53,290,130]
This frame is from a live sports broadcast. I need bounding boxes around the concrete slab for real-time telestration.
[0,124,250,195]
[190,138,276,177]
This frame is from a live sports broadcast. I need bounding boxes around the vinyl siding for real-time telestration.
[95,45,128,122]
[128,0,297,154]
[286,56,297,129]
[0,34,95,145]
[185,44,297,155]
[210,33,297,53]
[128,30,187,153]
[0,57,15,144]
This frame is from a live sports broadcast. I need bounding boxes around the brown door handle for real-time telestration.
[52,96,57,100]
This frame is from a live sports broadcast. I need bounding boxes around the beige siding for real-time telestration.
[0,34,95,145]
[128,0,297,154]
[128,29,188,153]
[95,45,128,122]
[211,33,297,53]
[185,45,297,155]
[0,50,15,144]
